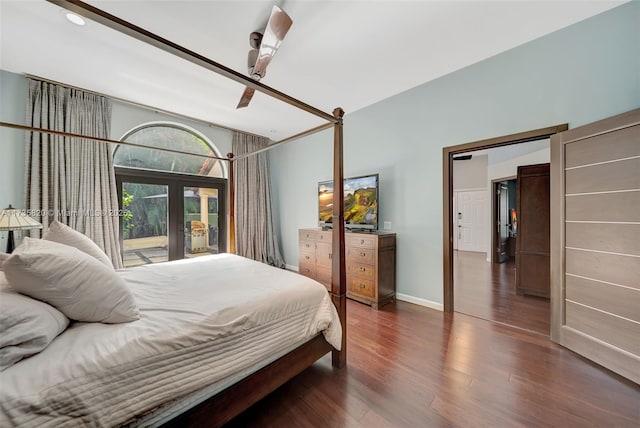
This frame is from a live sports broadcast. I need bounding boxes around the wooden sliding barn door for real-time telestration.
[550,108,639,384]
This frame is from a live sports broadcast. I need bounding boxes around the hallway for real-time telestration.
[453,250,550,336]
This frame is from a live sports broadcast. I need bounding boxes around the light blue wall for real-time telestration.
[0,70,28,249]
[270,2,640,305]
[0,70,27,210]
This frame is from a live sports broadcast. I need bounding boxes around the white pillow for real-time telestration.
[3,238,139,324]
[43,221,113,269]
[0,287,69,371]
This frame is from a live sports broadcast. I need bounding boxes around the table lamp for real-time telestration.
[0,205,43,253]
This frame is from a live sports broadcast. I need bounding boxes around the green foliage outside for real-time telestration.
[114,125,219,175]
[123,183,168,239]
[122,183,219,239]
[122,188,135,239]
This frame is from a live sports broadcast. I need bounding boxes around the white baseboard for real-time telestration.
[286,270,443,311]
[396,293,443,311]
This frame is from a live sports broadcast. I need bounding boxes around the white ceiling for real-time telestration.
[0,0,626,140]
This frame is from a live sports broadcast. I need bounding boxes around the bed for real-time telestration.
[0,1,348,426]
[0,254,341,427]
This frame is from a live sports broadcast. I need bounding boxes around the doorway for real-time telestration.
[443,124,568,335]
[493,178,516,264]
[116,168,226,267]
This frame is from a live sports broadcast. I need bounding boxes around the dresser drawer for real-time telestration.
[348,276,375,299]
[299,230,318,241]
[300,240,315,252]
[348,235,376,249]
[317,231,332,242]
[347,247,375,264]
[316,267,332,289]
[299,252,314,264]
[299,262,316,278]
[347,262,375,280]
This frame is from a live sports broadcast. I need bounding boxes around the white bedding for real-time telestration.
[0,254,341,427]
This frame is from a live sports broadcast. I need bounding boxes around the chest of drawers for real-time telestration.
[298,228,396,309]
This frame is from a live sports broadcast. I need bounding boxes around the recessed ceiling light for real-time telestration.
[269,129,277,133]
[65,12,86,26]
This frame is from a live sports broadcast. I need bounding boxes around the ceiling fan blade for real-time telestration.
[236,87,255,109]
[251,5,293,79]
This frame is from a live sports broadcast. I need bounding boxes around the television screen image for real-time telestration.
[319,174,378,230]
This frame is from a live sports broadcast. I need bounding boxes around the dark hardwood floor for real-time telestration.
[454,250,550,336]
[225,300,639,427]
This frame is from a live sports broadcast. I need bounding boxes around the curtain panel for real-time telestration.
[232,132,285,268]
[25,79,123,268]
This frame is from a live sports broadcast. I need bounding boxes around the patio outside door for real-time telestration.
[121,182,169,267]
[183,186,220,259]
[117,169,226,267]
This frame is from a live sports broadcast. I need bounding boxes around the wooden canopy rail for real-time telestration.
[0,121,230,162]
[32,1,348,426]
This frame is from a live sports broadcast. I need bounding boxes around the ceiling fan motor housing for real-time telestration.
[249,31,263,49]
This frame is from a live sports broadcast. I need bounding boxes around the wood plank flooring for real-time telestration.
[454,250,550,336]
[225,300,639,427]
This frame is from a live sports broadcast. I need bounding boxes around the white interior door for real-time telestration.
[456,190,486,253]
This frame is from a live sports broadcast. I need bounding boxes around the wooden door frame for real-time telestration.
[442,124,568,312]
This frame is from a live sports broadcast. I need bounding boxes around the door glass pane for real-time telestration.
[184,187,219,259]
[122,183,169,267]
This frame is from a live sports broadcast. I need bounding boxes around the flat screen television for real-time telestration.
[318,173,378,230]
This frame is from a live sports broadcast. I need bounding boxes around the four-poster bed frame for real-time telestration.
[0,0,348,425]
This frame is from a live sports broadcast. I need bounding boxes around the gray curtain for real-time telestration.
[25,79,123,268]
[232,132,285,268]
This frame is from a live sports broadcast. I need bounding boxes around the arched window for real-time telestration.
[114,123,225,177]
[113,122,227,267]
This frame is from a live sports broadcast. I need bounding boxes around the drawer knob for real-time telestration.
[305,255,310,260]
[360,251,366,257]
[359,283,366,289]
[359,266,365,272]
[360,239,364,244]
[320,235,324,239]
[305,244,310,248]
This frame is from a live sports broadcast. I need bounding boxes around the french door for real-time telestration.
[116,168,226,267]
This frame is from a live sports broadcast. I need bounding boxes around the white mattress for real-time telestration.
[0,254,341,427]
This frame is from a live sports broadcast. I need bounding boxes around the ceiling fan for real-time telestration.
[236,5,293,109]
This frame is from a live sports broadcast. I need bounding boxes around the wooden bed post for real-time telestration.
[227,153,236,254]
[331,107,347,368]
